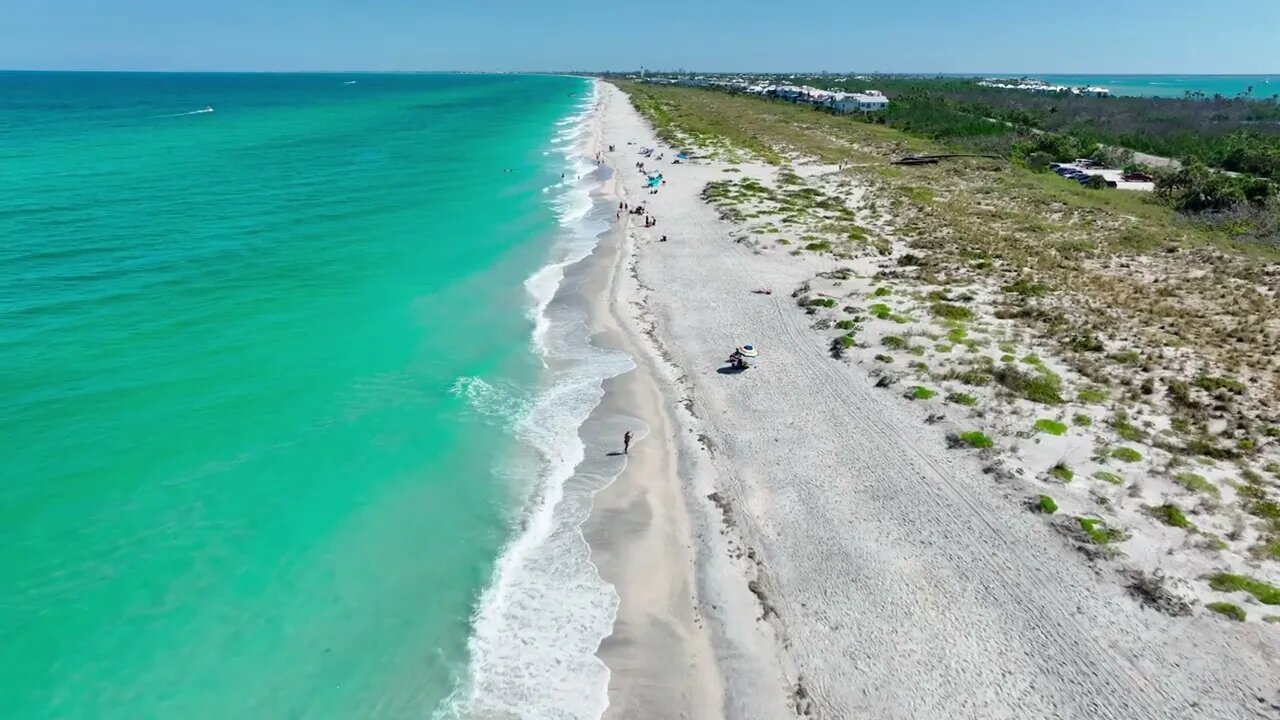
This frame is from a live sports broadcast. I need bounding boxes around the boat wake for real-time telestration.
[167,106,214,117]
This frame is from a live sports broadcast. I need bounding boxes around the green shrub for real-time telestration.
[870,286,892,297]
[946,327,967,343]
[869,303,892,319]
[1203,535,1230,551]
[875,353,894,363]
[1092,471,1123,485]
[837,334,856,348]
[1173,472,1219,496]
[1001,353,1016,362]
[1048,463,1074,482]
[882,335,907,349]
[1034,419,1067,436]
[1110,415,1146,442]
[1111,447,1143,462]
[1077,517,1126,544]
[959,431,993,449]
[1073,414,1092,427]
[1207,573,1280,604]
[1021,354,1043,366]
[1150,503,1190,528]
[835,319,858,330]
[804,240,833,252]
[1206,602,1246,622]
[947,392,978,406]
[1037,495,1058,514]
[932,303,974,322]
[1109,350,1141,365]
[1069,333,1105,352]
[1077,386,1110,404]
[993,365,1064,404]
[1194,375,1245,394]
[1003,277,1049,297]
[1245,496,1280,522]
[934,343,953,353]
[807,297,837,308]
[911,386,936,400]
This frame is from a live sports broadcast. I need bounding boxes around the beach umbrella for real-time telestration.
[738,344,758,357]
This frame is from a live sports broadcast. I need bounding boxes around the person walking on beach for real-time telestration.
[623,430,633,455]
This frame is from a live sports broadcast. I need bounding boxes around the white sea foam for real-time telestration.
[448,377,531,431]
[438,79,631,720]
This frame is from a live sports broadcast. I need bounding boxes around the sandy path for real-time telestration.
[597,81,1280,720]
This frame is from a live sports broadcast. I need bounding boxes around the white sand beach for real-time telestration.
[583,80,1280,719]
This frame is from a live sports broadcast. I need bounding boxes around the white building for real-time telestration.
[830,91,889,113]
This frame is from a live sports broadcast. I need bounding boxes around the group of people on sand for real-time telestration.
[616,200,658,229]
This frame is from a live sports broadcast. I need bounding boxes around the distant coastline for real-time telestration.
[957,73,1278,98]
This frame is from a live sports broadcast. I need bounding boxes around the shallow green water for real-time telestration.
[0,71,588,718]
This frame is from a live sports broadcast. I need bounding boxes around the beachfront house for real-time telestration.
[830,91,889,113]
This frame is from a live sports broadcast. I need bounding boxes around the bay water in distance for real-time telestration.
[1005,74,1278,98]
[0,72,622,718]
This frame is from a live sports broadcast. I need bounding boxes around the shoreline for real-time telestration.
[581,81,788,719]
[572,85,725,718]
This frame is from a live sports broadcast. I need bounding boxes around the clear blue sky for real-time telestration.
[3,0,1278,73]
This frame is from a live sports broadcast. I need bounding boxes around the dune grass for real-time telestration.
[1150,503,1191,529]
[1034,418,1067,436]
[1077,517,1127,544]
[1048,463,1074,482]
[1206,602,1246,622]
[1208,573,1280,604]
[1092,471,1124,485]
[1174,472,1219,496]
[958,431,993,449]
[1111,447,1143,463]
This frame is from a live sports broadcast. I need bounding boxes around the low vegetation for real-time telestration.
[1092,471,1124,485]
[993,365,1064,405]
[1111,447,1143,463]
[957,431,993,449]
[1048,463,1074,482]
[1208,573,1280,604]
[911,386,936,400]
[1150,503,1191,529]
[1078,516,1127,545]
[1034,418,1067,436]
[1206,601,1247,622]
[1173,473,1219,497]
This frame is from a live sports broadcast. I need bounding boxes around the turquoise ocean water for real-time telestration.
[0,72,623,718]
[1017,74,1278,98]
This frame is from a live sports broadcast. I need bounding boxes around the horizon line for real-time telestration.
[1,68,1277,76]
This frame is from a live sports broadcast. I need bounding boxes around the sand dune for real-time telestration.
[586,80,1280,720]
